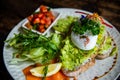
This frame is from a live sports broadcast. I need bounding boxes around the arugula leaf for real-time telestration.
[6,29,61,64]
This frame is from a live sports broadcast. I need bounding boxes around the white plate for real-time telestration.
[3,8,120,80]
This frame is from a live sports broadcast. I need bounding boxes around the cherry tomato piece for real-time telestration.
[38,25,45,33]
[27,15,33,22]
[37,13,44,18]
[45,17,52,26]
[33,14,39,18]
[40,5,48,13]
[33,18,40,24]
[41,28,45,33]
[25,22,33,29]
[46,11,55,21]
[45,24,49,28]
[39,25,44,29]
[40,19,46,24]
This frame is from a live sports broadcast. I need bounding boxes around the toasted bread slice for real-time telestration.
[96,31,116,59]
[62,58,95,77]
[62,52,97,77]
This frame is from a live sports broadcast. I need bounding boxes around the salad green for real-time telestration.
[53,16,77,33]
[6,29,62,64]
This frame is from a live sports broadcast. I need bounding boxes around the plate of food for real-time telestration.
[3,5,120,80]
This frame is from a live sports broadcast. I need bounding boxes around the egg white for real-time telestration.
[71,32,98,50]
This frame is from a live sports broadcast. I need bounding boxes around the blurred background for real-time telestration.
[0,0,120,80]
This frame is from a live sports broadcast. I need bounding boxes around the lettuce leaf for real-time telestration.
[53,16,77,33]
[7,30,62,64]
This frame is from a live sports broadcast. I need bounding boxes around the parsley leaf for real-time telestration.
[72,17,100,35]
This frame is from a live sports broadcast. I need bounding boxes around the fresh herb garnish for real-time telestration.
[42,65,48,80]
[72,17,100,35]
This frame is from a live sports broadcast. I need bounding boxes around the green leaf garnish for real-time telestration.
[72,18,100,35]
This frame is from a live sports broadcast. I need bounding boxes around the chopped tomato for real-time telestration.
[46,11,52,17]
[38,25,45,33]
[40,19,46,24]
[33,18,41,24]
[50,16,55,21]
[40,5,48,13]
[33,14,39,18]
[38,25,44,29]
[45,24,49,28]
[40,28,45,33]
[37,13,44,18]
[45,17,51,26]
[25,22,33,29]
[46,11,55,21]
[27,15,33,22]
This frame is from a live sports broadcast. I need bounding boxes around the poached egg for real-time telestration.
[71,31,98,50]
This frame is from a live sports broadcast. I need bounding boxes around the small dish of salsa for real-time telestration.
[22,5,61,35]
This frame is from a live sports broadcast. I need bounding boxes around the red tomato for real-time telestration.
[26,22,33,29]
[40,28,45,33]
[46,11,55,21]
[38,25,45,33]
[33,14,39,18]
[37,13,44,18]
[27,15,33,22]
[40,19,46,24]
[46,11,52,17]
[45,24,49,28]
[39,25,44,29]
[40,5,48,13]
[45,17,51,26]
[33,18,40,24]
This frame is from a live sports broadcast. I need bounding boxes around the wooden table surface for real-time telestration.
[0,0,120,80]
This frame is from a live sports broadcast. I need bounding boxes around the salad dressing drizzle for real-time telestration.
[93,53,118,80]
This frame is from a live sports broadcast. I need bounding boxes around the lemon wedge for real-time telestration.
[30,63,62,77]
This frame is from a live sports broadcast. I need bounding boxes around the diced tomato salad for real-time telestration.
[27,5,55,33]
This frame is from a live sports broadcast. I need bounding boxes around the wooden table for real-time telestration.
[0,0,120,80]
